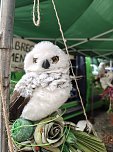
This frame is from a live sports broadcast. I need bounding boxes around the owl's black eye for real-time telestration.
[51,56,59,63]
[33,58,38,63]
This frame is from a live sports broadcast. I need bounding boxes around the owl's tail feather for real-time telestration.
[9,91,30,122]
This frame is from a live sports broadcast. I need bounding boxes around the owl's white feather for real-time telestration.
[13,41,72,121]
[24,41,69,73]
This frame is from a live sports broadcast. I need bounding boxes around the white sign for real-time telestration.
[11,38,35,71]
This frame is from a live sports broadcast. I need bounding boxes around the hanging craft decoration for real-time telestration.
[9,41,107,152]
[10,113,107,152]
[9,0,107,151]
[9,41,72,122]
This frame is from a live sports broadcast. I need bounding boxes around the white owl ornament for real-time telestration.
[9,41,72,121]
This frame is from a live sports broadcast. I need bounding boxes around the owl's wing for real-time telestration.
[9,91,30,122]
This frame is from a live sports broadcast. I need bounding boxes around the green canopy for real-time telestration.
[14,0,113,58]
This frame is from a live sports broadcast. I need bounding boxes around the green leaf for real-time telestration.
[61,144,70,152]
[66,130,77,144]
[75,141,96,152]
[69,146,78,152]
[71,130,107,152]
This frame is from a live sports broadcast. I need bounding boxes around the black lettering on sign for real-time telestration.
[12,53,15,62]
[14,40,34,52]
[20,54,25,62]
[15,41,20,50]
[30,45,34,51]
[14,53,19,62]
[11,53,25,63]
[21,43,26,52]
[26,44,30,52]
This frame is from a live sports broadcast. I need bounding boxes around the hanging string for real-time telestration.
[0,86,14,151]
[33,0,40,26]
[51,0,88,121]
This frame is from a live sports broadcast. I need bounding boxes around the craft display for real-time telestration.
[10,42,107,152]
[100,70,113,113]
[11,113,106,152]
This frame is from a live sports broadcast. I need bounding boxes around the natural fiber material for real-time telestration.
[33,0,40,26]
[51,0,88,122]
[34,116,65,147]
[11,118,34,142]
[10,113,107,152]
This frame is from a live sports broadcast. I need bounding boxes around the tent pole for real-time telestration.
[95,52,113,58]
[24,37,113,41]
[79,49,113,52]
[0,0,15,152]
[63,28,113,50]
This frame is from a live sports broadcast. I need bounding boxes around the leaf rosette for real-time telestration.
[34,115,65,148]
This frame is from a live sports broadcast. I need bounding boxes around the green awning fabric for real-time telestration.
[14,0,113,57]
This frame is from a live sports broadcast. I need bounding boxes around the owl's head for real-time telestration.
[24,41,69,73]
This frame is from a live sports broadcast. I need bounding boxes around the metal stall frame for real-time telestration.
[0,0,15,152]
